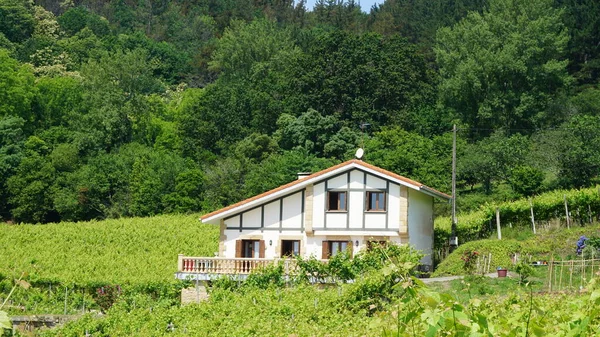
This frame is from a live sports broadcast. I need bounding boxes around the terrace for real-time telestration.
[175,255,302,281]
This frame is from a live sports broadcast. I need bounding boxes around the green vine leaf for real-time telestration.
[0,310,11,331]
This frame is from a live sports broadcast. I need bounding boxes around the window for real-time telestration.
[366,191,386,211]
[242,240,261,258]
[281,240,300,257]
[329,241,348,256]
[322,240,352,259]
[327,191,347,211]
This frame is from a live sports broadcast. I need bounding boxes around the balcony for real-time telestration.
[175,255,300,281]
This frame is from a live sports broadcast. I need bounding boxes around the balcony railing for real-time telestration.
[177,255,300,275]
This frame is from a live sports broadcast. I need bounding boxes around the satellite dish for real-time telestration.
[355,148,364,159]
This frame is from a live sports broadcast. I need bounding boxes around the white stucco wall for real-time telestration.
[312,182,325,228]
[349,170,363,189]
[264,200,279,229]
[242,207,261,228]
[282,192,302,228]
[224,215,239,228]
[327,174,348,189]
[326,212,347,228]
[387,184,400,230]
[348,190,363,229]
[364,213,386,229]
[407,190,434,266]
[223,229,289,259]
[366,174,386,189]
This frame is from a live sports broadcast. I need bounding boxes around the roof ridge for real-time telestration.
[201,159,449,221]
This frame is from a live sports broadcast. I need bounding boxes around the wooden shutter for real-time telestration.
[259,240,265,258]
[347,240,353,257]
[321,241,329,259]
[235,240,243,258]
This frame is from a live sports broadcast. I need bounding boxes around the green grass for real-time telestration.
[428,275,545,303]
[0,214,218,286]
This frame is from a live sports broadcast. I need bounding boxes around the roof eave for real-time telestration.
[420,185,451,200]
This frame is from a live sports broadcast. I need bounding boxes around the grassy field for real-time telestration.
[0,214,218,285]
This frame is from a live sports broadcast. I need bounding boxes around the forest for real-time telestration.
[0,0,599,224]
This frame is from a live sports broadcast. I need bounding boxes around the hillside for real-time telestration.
[433,223,600,276]
[435,186,600,247]
[0,0,599,225]
[0,214,218,285]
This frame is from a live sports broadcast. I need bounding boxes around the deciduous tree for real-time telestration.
[436,0,572,138]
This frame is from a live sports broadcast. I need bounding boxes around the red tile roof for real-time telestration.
[201,159,450,221]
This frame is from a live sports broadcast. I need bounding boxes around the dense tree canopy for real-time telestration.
[435,0,571,138]
[0,0,598,222]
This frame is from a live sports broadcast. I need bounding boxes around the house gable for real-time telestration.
[201,159,449,225]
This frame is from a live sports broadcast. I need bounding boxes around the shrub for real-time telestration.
[434,240,523,276]
[509,166,544,196]
[461,250,479,274]
[294,255,330,283]
[515,260,534,284]
[342,245,422,312]
[94,285,121,313]
[245,263,285,289]
[211,275,241,291]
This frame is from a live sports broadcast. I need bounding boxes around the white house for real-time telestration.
[180,159,449,277]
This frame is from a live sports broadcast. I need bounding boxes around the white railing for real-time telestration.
[177,255,300,275]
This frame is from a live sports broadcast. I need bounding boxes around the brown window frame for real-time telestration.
[327,191,347,212]
[236,239,265,258]
[366,191,386,212]
[322,240,353,259]
[281,240,301,257]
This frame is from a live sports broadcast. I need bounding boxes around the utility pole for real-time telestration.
[450,124,458,252]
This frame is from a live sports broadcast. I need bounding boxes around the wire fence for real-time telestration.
[544,257,600,292]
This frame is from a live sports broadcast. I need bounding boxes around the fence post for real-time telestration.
[496,208,502,240]
[564,195,570,229]
[530,199,536,234]
[178,254,184,272]
[569,260,573,289]
[559,260,563,291]
[549,256,554,292]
